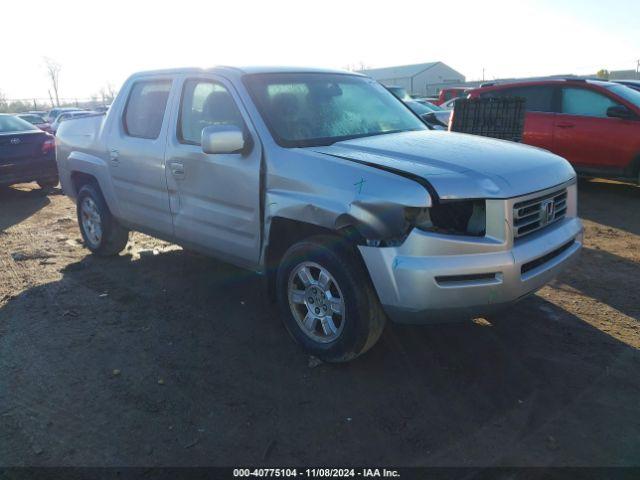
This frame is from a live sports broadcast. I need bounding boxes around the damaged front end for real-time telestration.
[340,198,487,248]
[262,147,493,255]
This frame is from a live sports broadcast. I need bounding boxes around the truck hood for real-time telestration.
[310,130,576,200]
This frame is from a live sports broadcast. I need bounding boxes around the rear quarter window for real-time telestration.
[123,80,172,139]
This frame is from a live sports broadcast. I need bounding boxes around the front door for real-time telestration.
[164,76,262,268]
[553,86,635,170]
[106,78,175,237]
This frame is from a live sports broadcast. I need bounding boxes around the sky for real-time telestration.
[2,0,639,101]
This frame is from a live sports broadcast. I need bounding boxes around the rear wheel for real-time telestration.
[276,235,386,363]
[76,183,129,256]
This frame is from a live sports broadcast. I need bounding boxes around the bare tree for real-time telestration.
[0,89,8,113]
[105,83,117,102]
[44,57,61,107]
[344,62,370,72]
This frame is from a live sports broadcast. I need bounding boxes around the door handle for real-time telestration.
[169,161,185,179]
[109,149,119,165]
[556,122,575,128]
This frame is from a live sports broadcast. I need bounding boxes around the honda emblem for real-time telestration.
[540,199,555,225]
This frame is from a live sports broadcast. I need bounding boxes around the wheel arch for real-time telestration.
[67,153,122,219]
[70,171,99,195]
[263,217,371,302]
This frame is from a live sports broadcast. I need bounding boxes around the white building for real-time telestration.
[360,62,465,97]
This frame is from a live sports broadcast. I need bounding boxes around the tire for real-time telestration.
[37,176,59,190]
[276,235,386,363]
[76,183,129,256]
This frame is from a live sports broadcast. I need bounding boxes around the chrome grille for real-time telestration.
[513,189,567,239]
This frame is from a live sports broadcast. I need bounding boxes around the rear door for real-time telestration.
[481,85,557,150]
[163,75,263,268]
[553,86,635,170]
[106,77,175,237]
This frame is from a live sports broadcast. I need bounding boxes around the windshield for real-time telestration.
[0,115,39,133]
[244,73,426,147]
[606,84,640,108]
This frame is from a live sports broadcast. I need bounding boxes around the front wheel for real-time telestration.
[76,183,129,256]
[276,235,386,362]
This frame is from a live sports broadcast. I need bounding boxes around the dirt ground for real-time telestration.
[0,178,639,467]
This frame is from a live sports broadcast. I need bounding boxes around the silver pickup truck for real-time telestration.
[56,66,583,362]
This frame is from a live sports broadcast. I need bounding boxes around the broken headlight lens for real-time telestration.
[410,200,486,237]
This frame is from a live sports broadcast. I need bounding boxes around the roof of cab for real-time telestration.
[130,65,362,79]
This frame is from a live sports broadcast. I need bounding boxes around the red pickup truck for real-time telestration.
[468,79,640,183]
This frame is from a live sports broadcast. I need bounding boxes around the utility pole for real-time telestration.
[482,68,485,82]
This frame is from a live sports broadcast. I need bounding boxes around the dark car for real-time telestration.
[0,114,58,190]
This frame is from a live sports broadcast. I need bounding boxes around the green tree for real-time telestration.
[596,69,610,79]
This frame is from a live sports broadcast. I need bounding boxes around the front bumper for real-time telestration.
[358,183,583,324]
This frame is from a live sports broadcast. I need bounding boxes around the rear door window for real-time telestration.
[481,86,556,113]
[123,80,172,139]
[561,87,619,117]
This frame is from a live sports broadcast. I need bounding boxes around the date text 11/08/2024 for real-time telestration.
[233,468,401,477]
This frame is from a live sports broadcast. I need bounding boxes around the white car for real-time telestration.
[440,97,464,110]
[45,107,84,123]
[51,111,96,134]
[404,100,451,128]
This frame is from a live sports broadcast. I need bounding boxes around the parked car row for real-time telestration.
[9,106,111,136]
[387,85,451,128]
[1,106,110,190]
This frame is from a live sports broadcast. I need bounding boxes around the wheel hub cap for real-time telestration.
[288,261,345,343]
[80,197,102,247]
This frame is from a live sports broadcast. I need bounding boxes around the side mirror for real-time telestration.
[606,105,636,120]
[201,125,246,154]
